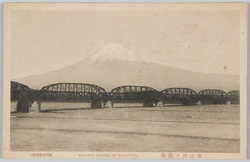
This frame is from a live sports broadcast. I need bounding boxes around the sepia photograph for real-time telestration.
[2,3,248,159]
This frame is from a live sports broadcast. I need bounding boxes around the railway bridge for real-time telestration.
[109,86,161,107]
[10,81,240,112]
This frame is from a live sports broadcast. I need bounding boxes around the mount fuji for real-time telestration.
[13,44,239,92]
[85,43,162,65]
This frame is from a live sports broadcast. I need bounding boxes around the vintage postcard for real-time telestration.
[3,3,248,159]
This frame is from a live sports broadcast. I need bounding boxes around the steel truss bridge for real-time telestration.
[11,81,240,112]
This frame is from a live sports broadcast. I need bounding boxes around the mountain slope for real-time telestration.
[13,44,239,92]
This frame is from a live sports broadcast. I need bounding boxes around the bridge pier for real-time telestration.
[29,101,41,113]
[143,100,153,107]
[160,100,164,107]
[37,101,41,112]
[107,101,113,108]
[17,100,30,113]
[91,101,102,108]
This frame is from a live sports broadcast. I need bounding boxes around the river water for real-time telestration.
[10,104,240,152]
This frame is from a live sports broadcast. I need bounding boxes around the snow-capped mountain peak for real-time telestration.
[86,43,155,64]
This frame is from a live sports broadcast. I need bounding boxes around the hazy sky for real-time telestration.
[11,10,239,78]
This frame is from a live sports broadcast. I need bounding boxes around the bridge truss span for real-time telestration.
[11,81,31,101]
[40,83,109,107]
[41,83,107,96]
[110,85,161,107]
[161,88,198,105]
[226,90,240,104]
[11,81,32,112]
[198,89,227,105]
